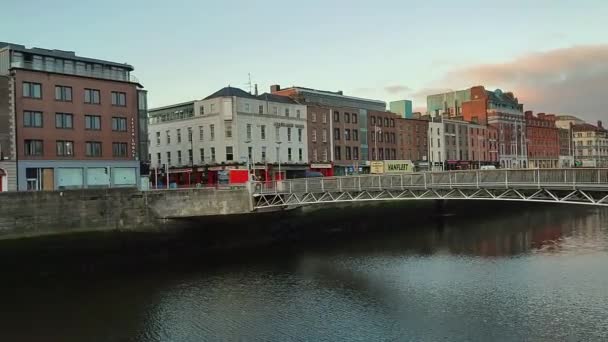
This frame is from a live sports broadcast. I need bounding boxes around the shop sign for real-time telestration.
[370,161,384,174]
[310,163,332,169]
[384,160,414,173]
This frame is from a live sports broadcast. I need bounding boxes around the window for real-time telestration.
[84,89,100,104]
[334,111,340,122]
[261,146,267,162]
[248,146,253,161]
[312,113,317,122]
[276,147,280,161]
[390,119,395,127]
[260,125,266,140]
[273,106,278,115]
[287,148,292,161]
[285,108,290,117]
[85,115,101,130]
[312,129,317,142]
[177,129,182,143]
[55,86,72,101]
[226,124,234,139]
[166,130,171,144]
[322,113,327,123]
[226,146,233,161]
[298,128,302,142]
[334,146,341,160]
[188,149,193,164]
[379,148,384,160]
[244,103,250,112]
[200,105,205,115]
[112,142,128,157]
[275,126,280,141]
[345,146,351,160]
[323,129,327,142]
[187,127,192,142]
[353,147,359,160]
[24,139,43,156]
[85,141,102,157]
[112,117,127,132]
[24,111,43,127]
[164,151,171,166]
[210,125,215,140]
[210,103,215,112]
[378,118,383,127]
[371,116,376,125]
[344,113,350,123]
[287,127,292,142]
[23,82,42,99]
[298,148,303,161]
[353,129,359,141]
[156,132,161,145]
[345,129,351,140]
[246,124,252,140]
[259,105,264,114]
[199,126,204,141]
[200,148,205,163]
[177,151,182,164]
[322,149,328,161]
[211,147,216,161]
[296,109,301,118]
[55,113,73,129]
[111,91,126,106]
[352,113,358,124]
[313,149,318,161]
[334,128,340,140]
[156,153,161,165]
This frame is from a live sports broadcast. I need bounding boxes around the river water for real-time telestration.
[1,203,608,341]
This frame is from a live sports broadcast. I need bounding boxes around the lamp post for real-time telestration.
[277,141,282,180]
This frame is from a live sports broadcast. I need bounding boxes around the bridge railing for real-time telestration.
[251,168,608,195]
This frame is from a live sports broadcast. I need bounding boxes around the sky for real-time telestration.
[2,0,607,122]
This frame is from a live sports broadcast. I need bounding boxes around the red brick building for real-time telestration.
[368,110,399,161]
[0,42,147,191]
[397,118,428,163]
[525,111,559,168]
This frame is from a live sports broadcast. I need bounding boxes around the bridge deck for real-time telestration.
[251,169,608,208]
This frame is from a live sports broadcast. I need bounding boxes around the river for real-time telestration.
[1,202,607,341]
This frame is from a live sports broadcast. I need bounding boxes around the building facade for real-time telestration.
[0,42,147,191]
[525,112,559,168]
[389,100,413,118]
[558,128,574,167]
[572,121,608,167]
[148,87,308,185]
[368,110,399,161]
[271,85,385,175]
[397,118,428,167]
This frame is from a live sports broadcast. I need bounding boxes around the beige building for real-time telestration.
[572,121,608,167]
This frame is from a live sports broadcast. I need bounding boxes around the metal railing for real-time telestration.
[252,168,608,195]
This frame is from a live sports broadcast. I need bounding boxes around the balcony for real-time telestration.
[10,61,139,83]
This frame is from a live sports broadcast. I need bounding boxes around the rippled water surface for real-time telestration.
[2,204,608,341]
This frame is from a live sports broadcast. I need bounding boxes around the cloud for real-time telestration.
[438,45,608,121]
[383,84,411,94]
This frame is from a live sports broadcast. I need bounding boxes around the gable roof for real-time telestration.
[203,86,257,100]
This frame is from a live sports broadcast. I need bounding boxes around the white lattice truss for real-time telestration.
[253,188,608,209]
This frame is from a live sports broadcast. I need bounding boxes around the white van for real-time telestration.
[480,165,496,170]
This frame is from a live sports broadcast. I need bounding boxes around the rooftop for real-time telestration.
[257,92,299,104]
[0,42,134,71]
[149,100,195,113]
[203,86,257,100]
[280,85,385,105]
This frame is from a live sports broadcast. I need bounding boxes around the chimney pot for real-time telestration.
[270,84,280,93]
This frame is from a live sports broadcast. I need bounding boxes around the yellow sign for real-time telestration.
[384,160,414,173]
[370,161,384,174]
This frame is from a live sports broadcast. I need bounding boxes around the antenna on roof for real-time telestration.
[246,73,253,94]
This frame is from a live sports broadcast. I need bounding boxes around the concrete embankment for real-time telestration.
[0,188,252,240]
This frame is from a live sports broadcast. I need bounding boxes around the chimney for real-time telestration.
[254,84,258,96]
[337,90,343,95]
[270,84,280,93]
[598,120,603,128]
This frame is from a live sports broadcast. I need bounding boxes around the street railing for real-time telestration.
[251,168,608,195]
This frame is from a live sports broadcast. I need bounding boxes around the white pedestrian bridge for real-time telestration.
[251,168,608,209]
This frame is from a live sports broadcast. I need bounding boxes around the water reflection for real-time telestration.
[1,204,607,341]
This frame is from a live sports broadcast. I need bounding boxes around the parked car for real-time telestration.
[305,171,324,178]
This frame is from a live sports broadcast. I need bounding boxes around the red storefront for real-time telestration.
[309,163,334,177]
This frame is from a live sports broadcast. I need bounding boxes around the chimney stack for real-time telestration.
[254,84,258,96]
[270,84,280,93]
[598,120,603,128]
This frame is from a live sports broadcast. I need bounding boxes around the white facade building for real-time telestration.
[148,87,308,180]
[428,121,445,171]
